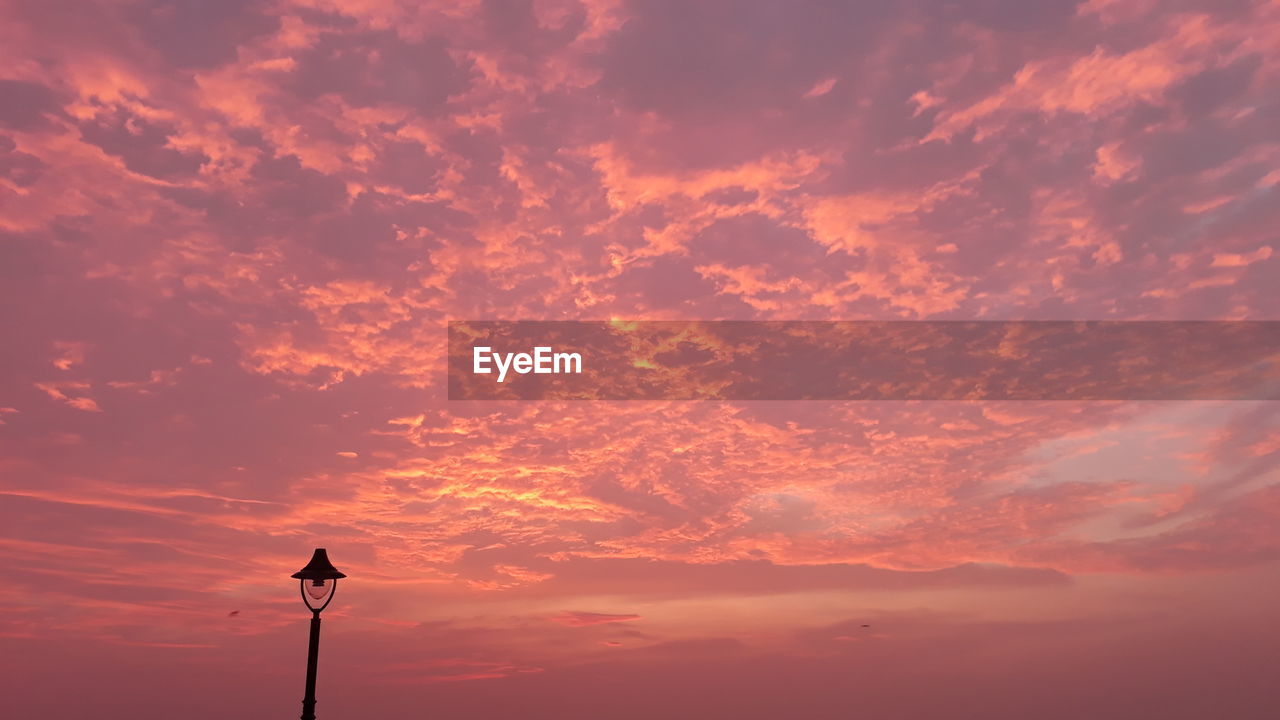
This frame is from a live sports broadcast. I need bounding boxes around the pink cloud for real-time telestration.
[547,611,642,627]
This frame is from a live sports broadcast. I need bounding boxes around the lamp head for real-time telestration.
[292,548,345,612]
[291,548,346,581]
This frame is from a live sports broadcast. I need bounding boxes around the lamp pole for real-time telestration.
[292,548,346,720]
[301,608,322,720]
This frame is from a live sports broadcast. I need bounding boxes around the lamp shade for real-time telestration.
[291,548,347,581]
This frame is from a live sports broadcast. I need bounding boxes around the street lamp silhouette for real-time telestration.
[292,548,346,720]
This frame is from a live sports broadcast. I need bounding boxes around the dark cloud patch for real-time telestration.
[539,156,614,228]
[611,255,720,311]
[289,30,472,111]
[1118,101,1174,133]
[445,264,562,318]
[308,191,400,264]
[0,79,66,131]
[591,1,903,168]
[590,0,1075,173]
[1095,95,1280,298]
[78,107,208,180]
[1169,54,1262,118]
[597,1,892,117]
[0,135,47,186]
[442,126,506,188]
[158,186,271,252]
[373,139,443,194]
[703,187,758,206]
[739,493,820,534]
[689,213,833,274]
[506,88,615,152]
[480,0,587,57]
[591,0,1105,174]
[1112,75,1276,197]
[161,152,360,254]
[249,153,348,219]
[226,126,271,150]
[824,131,987,195]
[126,0,280,70]
[939,0,1083,32]
[481,0,537,34]
[587,474,693,522]
[0,229,62,292]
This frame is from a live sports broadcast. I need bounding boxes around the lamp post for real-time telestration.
[292,548,346,720]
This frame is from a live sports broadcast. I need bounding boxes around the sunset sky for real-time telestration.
[2,1,1279,718]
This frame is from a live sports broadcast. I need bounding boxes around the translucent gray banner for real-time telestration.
[447,321,1280,400]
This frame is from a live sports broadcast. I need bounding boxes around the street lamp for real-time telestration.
[292,548,346,720]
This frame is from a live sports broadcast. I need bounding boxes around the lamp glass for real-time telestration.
[306,578,331,599]
[301,578,335,610]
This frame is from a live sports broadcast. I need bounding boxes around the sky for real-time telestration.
[1,0,1278,718]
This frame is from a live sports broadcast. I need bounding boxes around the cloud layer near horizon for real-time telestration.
[1,1,1278,718]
